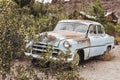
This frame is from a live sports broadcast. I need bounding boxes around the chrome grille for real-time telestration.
[32,42,59,54]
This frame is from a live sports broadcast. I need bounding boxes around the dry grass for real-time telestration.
[115,36,120,45]
[4,58,85,80]
[96,52,115,61]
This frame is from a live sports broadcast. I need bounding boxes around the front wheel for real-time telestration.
[71,50,84,66]
[71,53,80,66]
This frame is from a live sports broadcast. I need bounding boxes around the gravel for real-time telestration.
[79,45,120,80]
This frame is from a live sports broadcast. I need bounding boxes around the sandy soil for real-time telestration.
[79,45,120,80]
[3,46,120,80]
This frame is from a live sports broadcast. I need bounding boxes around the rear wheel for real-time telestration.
[97,46,113,61]
[105,47,111,54]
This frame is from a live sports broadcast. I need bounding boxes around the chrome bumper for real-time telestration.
[24,52,73,63]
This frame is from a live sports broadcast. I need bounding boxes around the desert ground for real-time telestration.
[3,45,120,80]
[80,45,120,80]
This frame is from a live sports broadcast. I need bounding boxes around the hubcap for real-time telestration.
[71,53,80,66]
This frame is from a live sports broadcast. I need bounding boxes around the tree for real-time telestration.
[104,22,116,36]
[69,10,80,19]
[92,0,105,22]
[0,0,69,79]
[0,1,28,79]
[13,0,34,8]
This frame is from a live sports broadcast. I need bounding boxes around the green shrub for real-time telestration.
[0,0,69,79]
[0,1,26,75]
[13,0,34,8]
[104,22,116,36]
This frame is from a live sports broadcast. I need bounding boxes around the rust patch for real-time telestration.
[85,38,90,45]
[52,30,85,40]
[47,35,57,41]
[77,38,90,45]
[65,34,84,40]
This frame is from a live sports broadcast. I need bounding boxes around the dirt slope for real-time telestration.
[79,45,120,80]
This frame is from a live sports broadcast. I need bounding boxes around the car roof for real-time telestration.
[58,20,101,26]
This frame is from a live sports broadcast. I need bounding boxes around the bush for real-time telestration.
[104,22,116,36]
[13,0,34,8]
[0,0,68,79]
[96,52,115,61]
[0,1,26,76]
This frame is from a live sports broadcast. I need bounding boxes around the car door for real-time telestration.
[88,24,106,57]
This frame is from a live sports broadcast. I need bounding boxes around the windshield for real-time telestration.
[54,22,88,33]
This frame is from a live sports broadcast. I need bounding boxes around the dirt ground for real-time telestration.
[79,45,120,80]
[3,45,120,80]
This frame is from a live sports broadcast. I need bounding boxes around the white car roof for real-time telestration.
[59,20,101,26]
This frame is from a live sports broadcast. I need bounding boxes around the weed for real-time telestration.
[96,52,115,61]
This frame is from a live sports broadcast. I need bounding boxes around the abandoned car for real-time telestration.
[25,20,114,65]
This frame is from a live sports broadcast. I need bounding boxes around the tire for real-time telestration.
[97,46,113,61]
[71,53,80,66]
[104,47,111,55]
[78,50,84,64]
[71,50,84,66]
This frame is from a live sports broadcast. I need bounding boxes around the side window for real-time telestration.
[89,25,97,34]
[97,25,104,34]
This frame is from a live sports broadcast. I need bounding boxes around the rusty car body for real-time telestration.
[25,20,114,65]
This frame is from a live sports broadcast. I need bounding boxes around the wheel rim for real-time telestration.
[106,47,111,54]
[71,53,80,66]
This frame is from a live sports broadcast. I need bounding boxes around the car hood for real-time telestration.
[44,30,86,41]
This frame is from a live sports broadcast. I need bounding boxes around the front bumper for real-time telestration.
[24,52,73,63]
[25,42,74,63]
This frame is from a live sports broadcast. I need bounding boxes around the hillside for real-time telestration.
[52,0,120,24]
[101,0,120,16]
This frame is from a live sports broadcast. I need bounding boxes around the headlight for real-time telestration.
[63,41,71,48]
